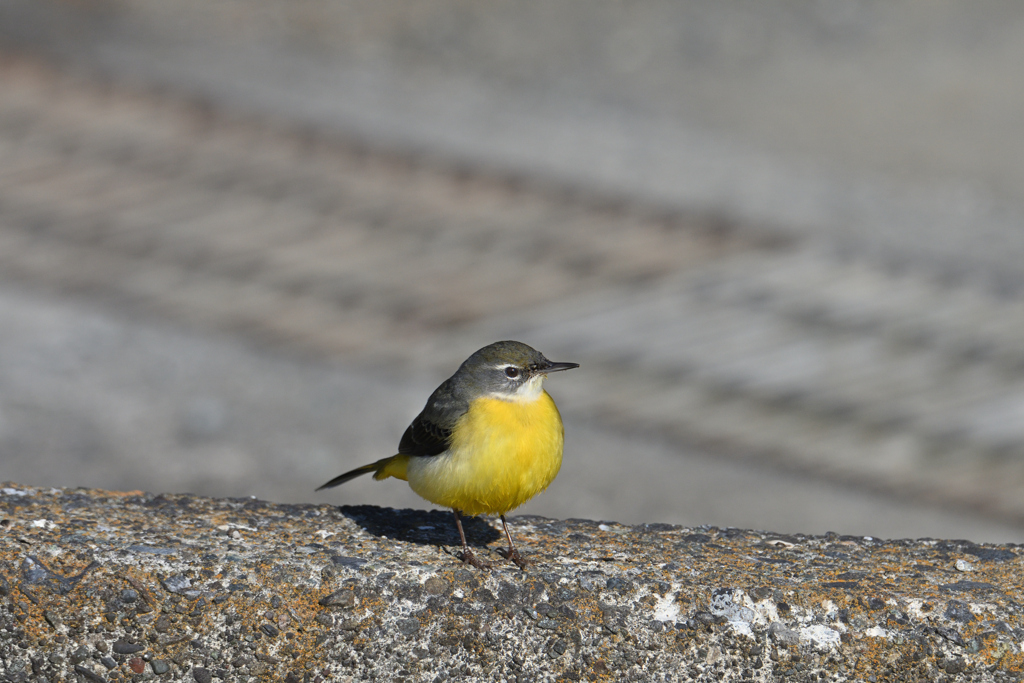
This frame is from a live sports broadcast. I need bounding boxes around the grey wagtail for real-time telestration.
[318,340,578,569]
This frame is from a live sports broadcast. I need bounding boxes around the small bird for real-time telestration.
[318,340,578,569]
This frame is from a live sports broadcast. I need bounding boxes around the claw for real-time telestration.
[500,547,530,570]
[459,547,492,570]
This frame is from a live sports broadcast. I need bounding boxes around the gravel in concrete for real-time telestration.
[2,484,1023,682]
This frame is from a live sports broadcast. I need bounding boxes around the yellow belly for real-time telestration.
[406,391,564,516]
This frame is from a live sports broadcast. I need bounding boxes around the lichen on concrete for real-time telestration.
[1,483,1023,682]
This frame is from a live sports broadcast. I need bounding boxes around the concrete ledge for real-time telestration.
[1,484,1022,682]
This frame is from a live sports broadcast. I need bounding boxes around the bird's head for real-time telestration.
[455,340,578,403]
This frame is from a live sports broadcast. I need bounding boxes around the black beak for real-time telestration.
[542,361,579,373]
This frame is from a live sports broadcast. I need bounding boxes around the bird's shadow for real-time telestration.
[338,505,501,548]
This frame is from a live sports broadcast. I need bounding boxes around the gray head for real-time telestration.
[454,340,579,402]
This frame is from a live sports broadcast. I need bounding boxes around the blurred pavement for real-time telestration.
[2,0,1024,542]
[3,284,1021,542]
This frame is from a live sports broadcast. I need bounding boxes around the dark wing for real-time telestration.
[397,376,467,458]
[398,414,452,457]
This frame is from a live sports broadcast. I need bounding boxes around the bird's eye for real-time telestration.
[505,367,520,379]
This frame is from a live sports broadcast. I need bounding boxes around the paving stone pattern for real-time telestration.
[0,58,754,355]
[502,250,1024,518]
[3,57,1024,526]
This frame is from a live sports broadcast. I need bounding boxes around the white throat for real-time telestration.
[492,374,545,403]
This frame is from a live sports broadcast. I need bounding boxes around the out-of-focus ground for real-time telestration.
[2,0,1024,541]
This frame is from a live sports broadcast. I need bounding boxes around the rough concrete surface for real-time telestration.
[3,484,1024,682]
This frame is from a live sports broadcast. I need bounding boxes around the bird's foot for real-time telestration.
[500,547,530,570]
[459,548,492,570]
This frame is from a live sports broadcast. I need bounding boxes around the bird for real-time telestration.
[317,340,578,569]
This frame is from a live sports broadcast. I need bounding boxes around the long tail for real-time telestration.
[316,454,408,490]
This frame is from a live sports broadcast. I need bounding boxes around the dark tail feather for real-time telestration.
[316,462,379,491]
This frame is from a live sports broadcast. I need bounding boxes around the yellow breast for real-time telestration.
[406,391,564,516]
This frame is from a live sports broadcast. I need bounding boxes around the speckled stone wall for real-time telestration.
[1,484,1022,682]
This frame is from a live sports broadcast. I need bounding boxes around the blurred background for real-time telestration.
[2,0,1024,541]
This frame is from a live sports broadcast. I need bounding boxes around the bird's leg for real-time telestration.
[452,509,491,569]
[499,514,529,569]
